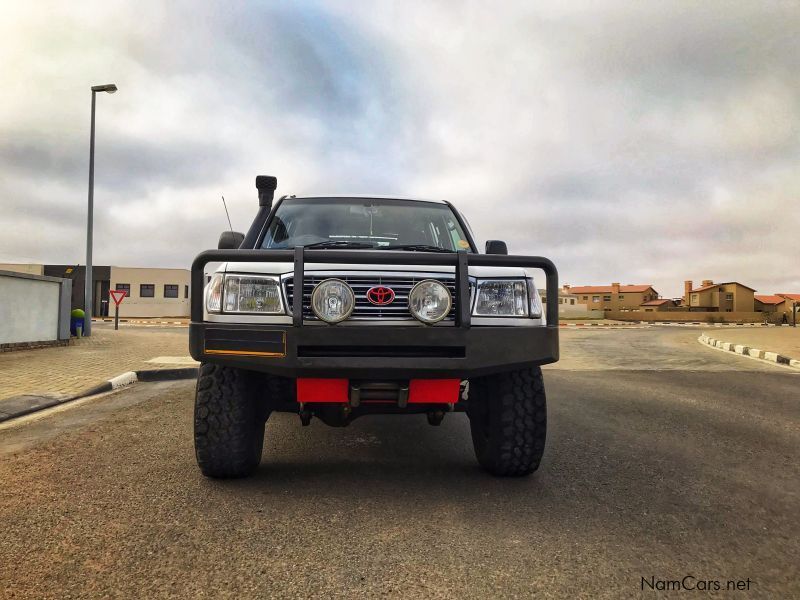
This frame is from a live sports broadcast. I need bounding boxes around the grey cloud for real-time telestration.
[566,3,800,90]
[0,137,83,183]
[1,1,798,298]
[124,2,419,160]
[0,129,240,193]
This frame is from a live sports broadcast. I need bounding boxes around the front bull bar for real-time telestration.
[191,249,559,327]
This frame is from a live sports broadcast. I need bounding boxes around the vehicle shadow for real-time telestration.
[227,412,546,493]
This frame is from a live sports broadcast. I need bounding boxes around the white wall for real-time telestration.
[0,272,60,344]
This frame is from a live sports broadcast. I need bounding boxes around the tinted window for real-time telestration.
[261,198,472,251]
[140,284,155,298]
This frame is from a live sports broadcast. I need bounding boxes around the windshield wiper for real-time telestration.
[302,241,376,249]
[383,244,453,253]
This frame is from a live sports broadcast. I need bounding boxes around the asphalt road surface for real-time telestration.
[1,328,797,598]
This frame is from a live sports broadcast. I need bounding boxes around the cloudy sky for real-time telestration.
[1,1,797,297]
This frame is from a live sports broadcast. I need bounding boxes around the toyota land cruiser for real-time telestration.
[189,176,559,478]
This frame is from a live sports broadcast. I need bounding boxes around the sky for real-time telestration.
[1,0,797,298]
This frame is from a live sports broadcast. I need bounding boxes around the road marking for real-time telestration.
[145,356,200,365]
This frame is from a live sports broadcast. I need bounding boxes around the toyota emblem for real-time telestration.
[366,286,395,306]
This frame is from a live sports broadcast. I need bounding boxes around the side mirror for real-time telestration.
[218,231,245,249]
[485,240,508,255]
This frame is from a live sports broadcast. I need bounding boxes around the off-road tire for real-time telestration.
[194,363,273,478]
[468,366,547,477]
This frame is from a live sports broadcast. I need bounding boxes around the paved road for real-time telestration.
[1,329,797,598]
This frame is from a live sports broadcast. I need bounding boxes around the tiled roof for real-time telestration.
[640,299,672,306]
[754,295,785,305]
[568,285,654,294]
[778,293,800,301]
[690,281,756,293]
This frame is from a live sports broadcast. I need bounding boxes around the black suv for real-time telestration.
[190,176,559,478]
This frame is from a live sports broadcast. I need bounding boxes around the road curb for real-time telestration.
[698,334,800,371]
[0,367,198,424]
[135,367,199,382]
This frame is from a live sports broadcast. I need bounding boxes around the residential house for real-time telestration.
[754,294,800,322]
[777,294,800,321]
[777,293,800,306]
[683,280,755,312]
[640,299,677,312]
[568,283,660,312]
[754,295,785,313]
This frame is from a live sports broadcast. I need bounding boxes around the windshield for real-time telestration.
[260,198,473,251]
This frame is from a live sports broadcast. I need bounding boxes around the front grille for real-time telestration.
[284,274,465,321]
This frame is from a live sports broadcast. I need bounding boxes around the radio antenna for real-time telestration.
[221,195,233,231]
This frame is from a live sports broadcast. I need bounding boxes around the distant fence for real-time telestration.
[0,270,72,347]
[605,311,765,323]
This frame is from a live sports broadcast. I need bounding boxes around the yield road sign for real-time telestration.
[110,289,127,306]
[109,289,127,330]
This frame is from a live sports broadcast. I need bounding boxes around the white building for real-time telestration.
[540,286,594,317]
[109,267,190,318]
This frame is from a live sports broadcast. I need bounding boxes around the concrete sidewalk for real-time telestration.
[0,325,195,404]
[701,326,800,360]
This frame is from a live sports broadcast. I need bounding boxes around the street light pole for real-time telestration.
[84,83,117,336]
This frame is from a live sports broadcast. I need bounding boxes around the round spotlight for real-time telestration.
[408,279,452,324]
[311,278,355,323]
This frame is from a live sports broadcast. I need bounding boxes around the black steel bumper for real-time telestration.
[190,322,558,379]
[190,248,559,379]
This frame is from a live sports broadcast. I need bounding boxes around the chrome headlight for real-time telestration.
[311,278,355,323]
[528,280,543,319]
[408,279,452,324]
[206,274,284,314]
[206,273,223,313]
[224,275,283,313]
[473,279,529,317]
